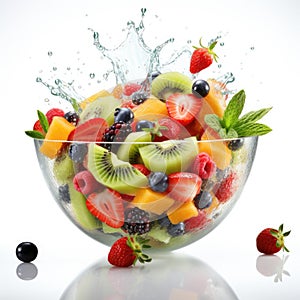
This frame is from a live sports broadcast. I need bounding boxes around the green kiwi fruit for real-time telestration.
[68,182,101,230]
[53,152,75,184]
[139,136,198,174]
[151,72,192,101]
[117,131,152,163]
[87,144,148,195]
[79,95,121,125]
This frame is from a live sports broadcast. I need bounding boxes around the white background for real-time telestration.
[1,0,300,299]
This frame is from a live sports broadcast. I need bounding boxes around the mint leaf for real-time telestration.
[223,90,245,128]
[204,114,223,132]
[226,128,238,138]
[234,122,272,137]
[25,130,45,139]
[37,110,49,133]
[234,107,272,128]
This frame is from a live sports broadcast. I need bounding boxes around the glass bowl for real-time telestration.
[34,135,258,251]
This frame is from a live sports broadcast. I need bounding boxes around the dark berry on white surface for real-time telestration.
[16,242,38,263]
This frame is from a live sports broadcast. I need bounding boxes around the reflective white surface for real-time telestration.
[1,0,300,299]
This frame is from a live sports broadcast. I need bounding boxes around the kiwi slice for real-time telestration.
[53,152,75,184]
[139,136,198,174]
[68,182,101,230]
[151,72,192,101]
[117,131,152,163]
[87,144,148,195]
[79,95,121,125]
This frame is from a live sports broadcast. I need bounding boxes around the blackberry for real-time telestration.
[102,121,132,150]
[131,91,149,105]
[58,184,70,203]
[122,207,152,235]
[64,111,80,126]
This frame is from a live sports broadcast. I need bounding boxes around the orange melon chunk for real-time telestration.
[132,98,168,120]
[131,188,174,215]
[167,201,198,224]
[80,89,110,110]
[39,117,75,159]
[199,128,232,170]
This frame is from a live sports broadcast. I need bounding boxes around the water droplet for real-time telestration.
[89,73,95,79]
[218,64,222,68]
[220,42,224,46]
[48,51,53,56]
[67,67,71,71]
[36,77,42,82]
[44,98,50,102]
[250,46,255,50]
[141,8,147,16]
[53,67,57,71]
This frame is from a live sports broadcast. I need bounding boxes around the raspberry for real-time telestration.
[73,170,102,195]
[215,172,237,203]
[191,152,216,179]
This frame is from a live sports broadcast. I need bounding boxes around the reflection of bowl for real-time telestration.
[60,254,239,299]
[34,135,257,251]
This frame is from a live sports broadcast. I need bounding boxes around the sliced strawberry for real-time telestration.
[123,83,142,96]
[68,117,108,142]
[46,108,65,124]
[86,189,124,228]
[167,172,202,202]
[132,164,150,176]
[153,117,183,142]
[166,93,203,125]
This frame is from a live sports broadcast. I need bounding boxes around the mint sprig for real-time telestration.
[205,90,272,138]
[25,110,49,139]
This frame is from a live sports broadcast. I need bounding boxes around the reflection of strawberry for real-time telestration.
[167,172,202,202]
[68,118,108,142]
[108,236,152,267]
[166,94,203,125]
[86,189,124,228]
[190,38,218,74]
[214,172,236,203]
[256,224,291,255]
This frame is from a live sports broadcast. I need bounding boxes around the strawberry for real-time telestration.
[68,117,108,142]
[214,172,236,203]
[153,118,183,142]
[123,83,142,96]
[45,108,65,124]
[132,164,150,176]
[33,120,45,134]
[86,189,124,228]
[191,152,216,179]
[184,210,208,232]
[256,224,291,255]
[166,93,203,125]
[190,38,218,74]
[121,99,138,110]
[108,236,152,267]
[167,172,202,202]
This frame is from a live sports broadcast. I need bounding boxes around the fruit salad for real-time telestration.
[26,65,271,251]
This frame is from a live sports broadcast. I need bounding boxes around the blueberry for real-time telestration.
[192,79,210,98]
[69,143,88,163]
[194,191,213,209]
[64,111,79,126]
[136,120,154,132]
[227,138,244,151]
[149,172,168,192]
[132,91,148,105]
[158,215,172,228]
[16,242,38,263]
[114,108,134,123]
[167,222,185,237]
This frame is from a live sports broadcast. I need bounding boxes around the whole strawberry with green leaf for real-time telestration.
[108,236,152,267]
[190,38,218,74]
[256,224,291,255]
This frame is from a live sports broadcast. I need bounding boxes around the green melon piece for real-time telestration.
[151,72,192,101]
[79,95,121,125]
[87,144,148,195]
[69,183,100,230]
[53,153,75,184]
[139,136,198,175]
[147,225,171,244]
[117,131,152,163]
